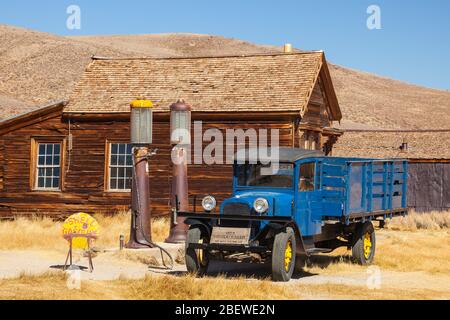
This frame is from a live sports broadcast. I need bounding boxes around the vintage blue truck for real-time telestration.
[179,148,408,282]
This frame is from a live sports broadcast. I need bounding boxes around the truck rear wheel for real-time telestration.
[185,227,210,276]
[272,227,296,282]
[352,221,376,265]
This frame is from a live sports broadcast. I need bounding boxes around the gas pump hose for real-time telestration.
[132,151,174,270]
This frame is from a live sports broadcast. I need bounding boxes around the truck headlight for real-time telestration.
[253,198,269,214]
[202,195,216,212]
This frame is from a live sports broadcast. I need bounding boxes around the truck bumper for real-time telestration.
[188,242,269,253]
[178,212,293,223]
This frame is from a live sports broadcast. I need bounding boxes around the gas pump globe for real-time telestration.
[130,98,153,145]
[170,100,192,145]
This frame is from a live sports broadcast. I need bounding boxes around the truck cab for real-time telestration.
[179,147,408,282]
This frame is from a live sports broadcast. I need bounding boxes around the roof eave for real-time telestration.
[0,100,67,135]
[319,56,342,121]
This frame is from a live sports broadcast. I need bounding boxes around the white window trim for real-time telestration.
[35,142,62,191]
[107,142,133,192]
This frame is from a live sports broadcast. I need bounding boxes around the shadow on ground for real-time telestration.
[49,264,89,271]
[306,254,353,268]
[161,256,355,280]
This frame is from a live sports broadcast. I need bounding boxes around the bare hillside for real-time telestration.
[0,24,133,113]
[0,95,33,120]
[72,33,276,58]
[330,64,450,130]
[0,24,449,130]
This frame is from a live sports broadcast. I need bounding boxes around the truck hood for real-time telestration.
[220,190,294,217]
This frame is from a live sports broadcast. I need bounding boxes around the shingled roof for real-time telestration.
[65,52,341,120]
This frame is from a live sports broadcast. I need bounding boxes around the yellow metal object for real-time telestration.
[284,240,293,271]
[197,238,206,266]
[363,232,372,259]
[130,99,153,108]
[62,212,100,249]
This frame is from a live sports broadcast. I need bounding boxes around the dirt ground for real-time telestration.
[0,227,449,300]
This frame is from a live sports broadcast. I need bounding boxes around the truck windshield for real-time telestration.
[236,163,294,188]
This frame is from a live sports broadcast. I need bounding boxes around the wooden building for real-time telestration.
[0,52,342,217]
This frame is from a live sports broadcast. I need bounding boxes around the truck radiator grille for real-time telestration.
[222,203,251,216]
[221,203,253,228]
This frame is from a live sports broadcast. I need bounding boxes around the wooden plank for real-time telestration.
[0,115,298,216]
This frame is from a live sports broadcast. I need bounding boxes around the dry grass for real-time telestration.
[0,272,114,300]
[1,272,448,300]
[0,216,63,250]
[122,275,294,300]
[375,229,450,273]
[0,273,295,300]
[0,212,170,251]
[0,211,449,300]
[0,211,449,274]
[386,210,450,231]
[304,228,450,275]
[289,283,450,300]
[292,211,450,276]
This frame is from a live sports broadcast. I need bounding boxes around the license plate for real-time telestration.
[210,227,251,245]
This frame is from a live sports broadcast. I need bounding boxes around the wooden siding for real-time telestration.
[0,138,4,191]
[304,78,332,128]
[408,162,450,212]
[0,113,295,217]
[296,77,334,152]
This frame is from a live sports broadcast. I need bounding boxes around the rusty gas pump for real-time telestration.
[126,98,155,249]
[165,100,192,243]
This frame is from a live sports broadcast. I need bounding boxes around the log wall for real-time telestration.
[0,113,295,217]
[296,79,333,151]
[0,139,4,191]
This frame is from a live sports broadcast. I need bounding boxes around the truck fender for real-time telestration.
[286,222,309,257]
[266,222,308,256]
[184,218,212,237]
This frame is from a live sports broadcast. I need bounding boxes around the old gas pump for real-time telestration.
[165,100,192,243]
[126,98,155,249]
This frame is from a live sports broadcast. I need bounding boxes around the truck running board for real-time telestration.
[306,248,333,254]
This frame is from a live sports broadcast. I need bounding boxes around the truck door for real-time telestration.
[295,161,322,236]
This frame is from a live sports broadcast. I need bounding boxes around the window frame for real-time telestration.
[104,141,133,193]
[30,137,66,192]
[301,130,322,151]
[298,161,322,192]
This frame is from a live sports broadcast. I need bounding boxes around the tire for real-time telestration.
[272,227,296,282]
[185,227,210,276]
[351,221,376,265]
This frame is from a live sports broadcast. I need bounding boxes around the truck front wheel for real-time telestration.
[272,227,296,282]
[351,221,376,265]
[185,227,210,276]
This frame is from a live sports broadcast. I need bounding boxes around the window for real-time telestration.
[301,131,321,151]
[108,143,133,191]
[299,162,315,192]
[35,142,62,190]
[236,163,294,188]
